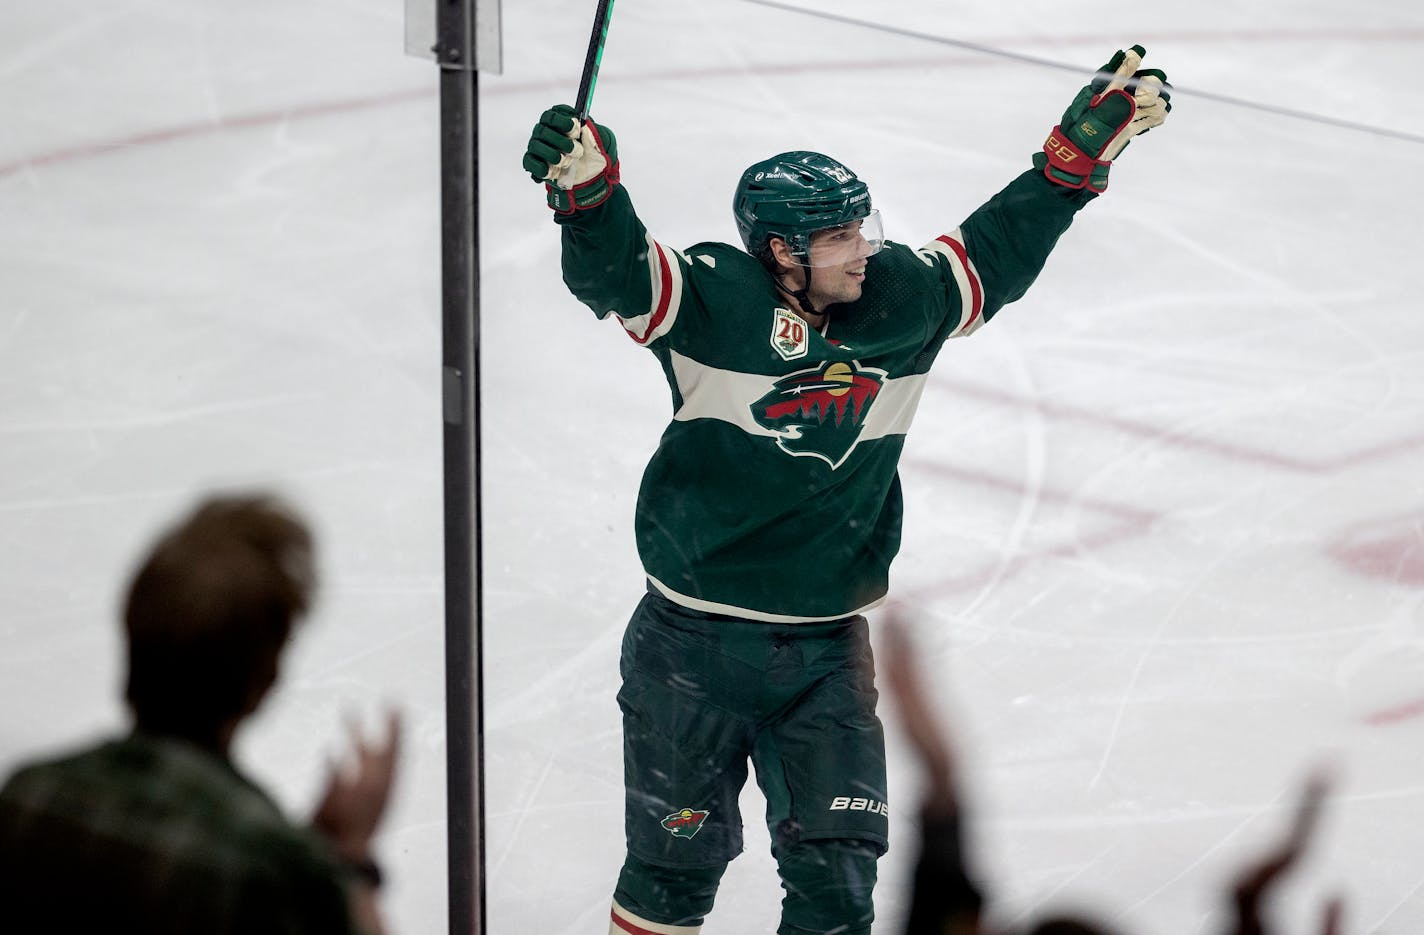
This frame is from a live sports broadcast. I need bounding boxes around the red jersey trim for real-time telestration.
[622,240,677,345]
[935,233,983,333]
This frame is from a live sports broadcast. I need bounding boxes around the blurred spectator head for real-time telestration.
[122,494,315,743]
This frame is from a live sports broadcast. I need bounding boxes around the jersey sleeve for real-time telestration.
[914,168,1095,341]
[555,184,695,348]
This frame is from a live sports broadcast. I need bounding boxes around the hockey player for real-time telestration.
[523,46,1170,935]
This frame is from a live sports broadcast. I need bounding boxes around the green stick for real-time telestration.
[575,0,616,119]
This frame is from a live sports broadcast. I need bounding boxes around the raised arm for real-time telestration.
[523,105,695,348]
[921,45,1173,338]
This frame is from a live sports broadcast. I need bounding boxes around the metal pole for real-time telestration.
[436,0,483,932]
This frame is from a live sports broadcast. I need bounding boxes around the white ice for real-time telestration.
[3,1,1424,933]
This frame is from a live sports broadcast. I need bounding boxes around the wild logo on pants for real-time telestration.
[661,807,710,840]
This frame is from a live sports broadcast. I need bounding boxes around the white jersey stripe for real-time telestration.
[647,574,887,624]
[668,350,929,441]
[916,229,986,339]
[616,236,685,345]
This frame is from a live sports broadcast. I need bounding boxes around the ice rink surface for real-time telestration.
[4,1,1424,932]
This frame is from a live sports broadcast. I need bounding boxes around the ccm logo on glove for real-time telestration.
[1044,134,1081,164]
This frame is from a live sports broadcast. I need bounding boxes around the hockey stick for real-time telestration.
[574,0,616,120]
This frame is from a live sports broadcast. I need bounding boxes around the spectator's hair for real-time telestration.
[122,494,315,742]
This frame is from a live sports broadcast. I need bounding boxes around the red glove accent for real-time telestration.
[1039,126,1108,191]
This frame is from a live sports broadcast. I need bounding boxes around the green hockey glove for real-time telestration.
[522,104,620,214]
[1035,45,1171,193]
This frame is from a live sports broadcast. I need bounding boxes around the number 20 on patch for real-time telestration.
[770,307,810,361]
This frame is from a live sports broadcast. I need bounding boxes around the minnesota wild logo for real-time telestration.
[661,808,710,840]
[750,360,886,469]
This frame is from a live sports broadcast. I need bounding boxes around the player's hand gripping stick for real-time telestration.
[523,104,620,214]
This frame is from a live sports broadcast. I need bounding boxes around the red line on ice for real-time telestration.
[900,459,1161,600]
[0,87,432,180]
[927,377,1424,474]
[5,25,1422,180]
[1363,696,1424,727]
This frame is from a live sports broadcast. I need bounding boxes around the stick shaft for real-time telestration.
[574,0,616,120]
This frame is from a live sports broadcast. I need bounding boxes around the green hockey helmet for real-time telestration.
[733,152,879,266]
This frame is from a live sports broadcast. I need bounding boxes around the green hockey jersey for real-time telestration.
[555,168,1093,622]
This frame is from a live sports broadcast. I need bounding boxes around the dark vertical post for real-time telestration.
[436,1,483,933]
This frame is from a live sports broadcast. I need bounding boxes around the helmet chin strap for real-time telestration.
[775,264,822,320]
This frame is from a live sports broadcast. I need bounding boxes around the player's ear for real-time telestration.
[768,237,794,273]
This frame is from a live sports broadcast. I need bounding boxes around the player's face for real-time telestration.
[804,220,877,308]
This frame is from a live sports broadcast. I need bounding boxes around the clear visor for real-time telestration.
[795,210,885,268]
